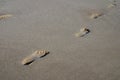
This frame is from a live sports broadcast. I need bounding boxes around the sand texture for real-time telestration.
[0,0,120,80]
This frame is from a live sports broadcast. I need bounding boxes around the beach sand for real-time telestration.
[0,0,120,80]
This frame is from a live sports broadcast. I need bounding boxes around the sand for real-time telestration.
[0,0,120,80]
[21,50,49,65]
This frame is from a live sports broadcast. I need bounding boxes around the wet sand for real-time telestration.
[0,0,120,80]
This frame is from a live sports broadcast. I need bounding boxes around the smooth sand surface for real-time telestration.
[0,0,120,80]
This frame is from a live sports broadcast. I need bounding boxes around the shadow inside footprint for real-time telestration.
[81,28,90,37]
[23,60,35,65]
[23,52,50,66]
[40,52,50,58]
[81,32,90,37]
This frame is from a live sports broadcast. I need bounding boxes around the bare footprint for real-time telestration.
[107,3,116,8]
[0,14,12,20]
[107,0,117,8]
[89,11,103,19]
[78,8,105,20]
[21,50,49,65]
[75,27,90,37]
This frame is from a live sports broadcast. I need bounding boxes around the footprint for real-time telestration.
[75,27,90,37]
[107,3,116,8]
[0,14,12,20]
[21,50,49,65]
[107,0,117,8]
[89,12,103,19]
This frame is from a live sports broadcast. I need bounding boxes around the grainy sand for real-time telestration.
[0,0,120,80]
